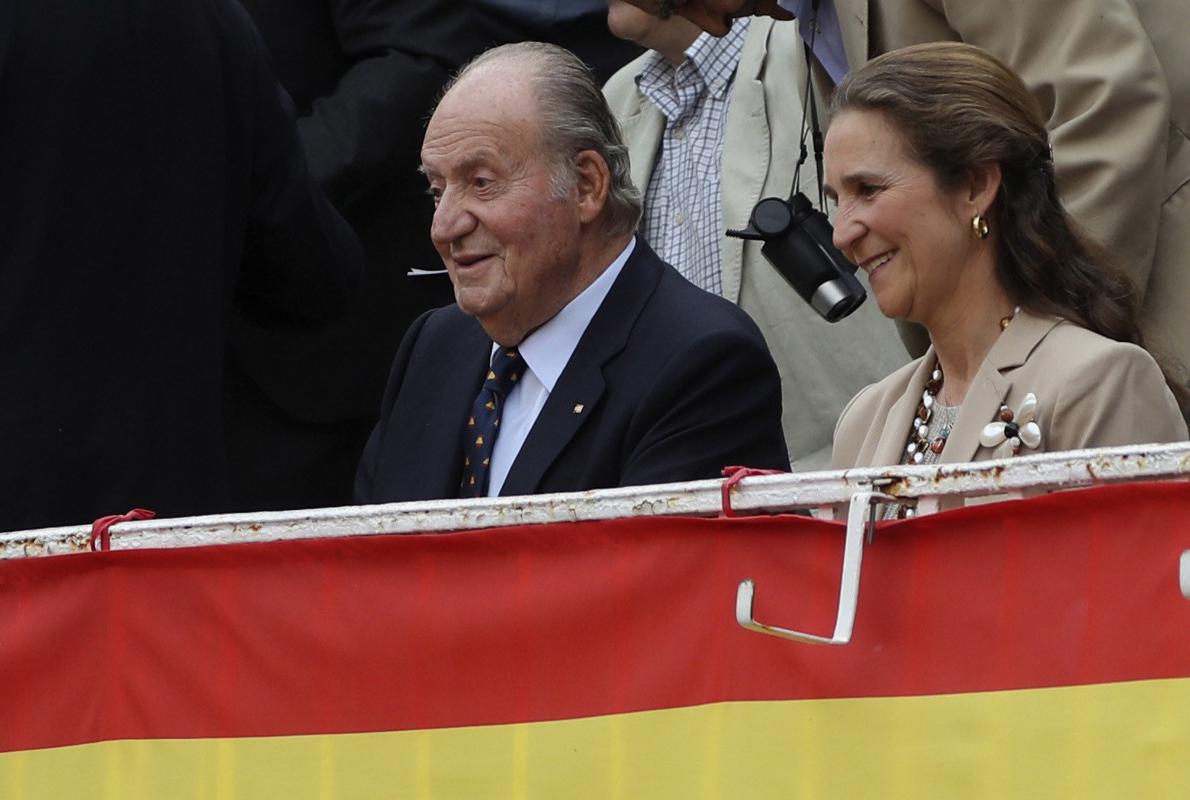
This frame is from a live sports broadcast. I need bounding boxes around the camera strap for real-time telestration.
[793,0,829,210]
[806,52,827,210]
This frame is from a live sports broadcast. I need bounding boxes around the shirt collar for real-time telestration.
[636,18,749,117]
[496,237,636,393]
[684,16,748,98]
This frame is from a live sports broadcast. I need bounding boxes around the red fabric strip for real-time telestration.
[2,481,1188,753]
[719,465,785,517]
[89,508,156,551]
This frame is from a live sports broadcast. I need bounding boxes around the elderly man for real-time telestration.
[603,3,908,469]
[225,0,645,515]
[620,0,1190,387]
[354,42,788,503]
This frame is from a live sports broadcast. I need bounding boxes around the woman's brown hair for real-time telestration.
[830,41,1188,411]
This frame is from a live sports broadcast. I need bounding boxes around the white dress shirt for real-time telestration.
[486,237,635,496]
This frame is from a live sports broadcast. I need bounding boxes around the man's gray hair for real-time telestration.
[446,42,643,238]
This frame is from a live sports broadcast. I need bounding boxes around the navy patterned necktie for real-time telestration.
[459,347,523,498]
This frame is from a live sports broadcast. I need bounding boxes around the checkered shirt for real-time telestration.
[636,19,749,296]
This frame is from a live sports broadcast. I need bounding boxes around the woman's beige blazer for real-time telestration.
[832,310,1188,471]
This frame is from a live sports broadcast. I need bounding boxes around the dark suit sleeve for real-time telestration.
[297,0,452,208]
[354,308,434,502]
[621,326,790,485]
[235,11,364,323]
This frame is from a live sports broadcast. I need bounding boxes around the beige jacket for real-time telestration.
[832,309,1188,474]
[821,0,1190,381]
[604,18,911,469]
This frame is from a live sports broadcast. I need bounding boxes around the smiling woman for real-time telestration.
[825,109,994,329]
[824,43,1187,487]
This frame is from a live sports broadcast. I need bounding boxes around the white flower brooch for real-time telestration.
[979,392,1042,458]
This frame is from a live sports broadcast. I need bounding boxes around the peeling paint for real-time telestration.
[3,443,1189,560]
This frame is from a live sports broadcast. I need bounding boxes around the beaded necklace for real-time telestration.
[901,308,1019,467]
[889,376,956,519]
[903,363,950,465]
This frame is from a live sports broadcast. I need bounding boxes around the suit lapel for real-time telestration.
[498,362,607,497]
[499,241,663,496]
[720,19,773,304]
[940,310,1063,463]
[869,350,935,465]
[415,318,491,498]
[940,365,1010,464]
[616,91,665,201]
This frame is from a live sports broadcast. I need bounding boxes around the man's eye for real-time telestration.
[859,183,882,198]
[426,186,442,205]
[473,176,493,190]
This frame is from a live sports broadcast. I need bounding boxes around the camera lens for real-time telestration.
[726,192,867,322]
[750,198,794,237]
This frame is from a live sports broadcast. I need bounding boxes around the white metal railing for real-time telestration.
[3,442,1188,561]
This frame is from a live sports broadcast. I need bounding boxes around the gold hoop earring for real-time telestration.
[972,213,990,240]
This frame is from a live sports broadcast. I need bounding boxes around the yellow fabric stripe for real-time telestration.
[4,678,1188,799]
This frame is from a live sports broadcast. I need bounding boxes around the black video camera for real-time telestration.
[726,192,866,323]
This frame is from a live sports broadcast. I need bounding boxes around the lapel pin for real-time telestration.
[573,403,585,414]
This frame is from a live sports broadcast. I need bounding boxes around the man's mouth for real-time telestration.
[452,253,491,269]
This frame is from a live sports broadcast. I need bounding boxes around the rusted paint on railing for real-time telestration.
[2,442,1187,559]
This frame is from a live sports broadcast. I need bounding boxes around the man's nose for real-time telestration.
[430,190,476,247]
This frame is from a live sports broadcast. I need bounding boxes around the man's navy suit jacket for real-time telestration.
[355,240,789,503]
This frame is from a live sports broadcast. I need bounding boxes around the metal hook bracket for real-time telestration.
[1180,550,1189,601]
[736,491,899,645]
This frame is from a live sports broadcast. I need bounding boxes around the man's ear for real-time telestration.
[967,160,1003,216]
[573,150,611,225]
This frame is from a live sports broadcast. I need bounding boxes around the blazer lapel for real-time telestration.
[498,361,607,497]
[616,92,665,201]
[869,350,935,465]
[414,320,491,498]
[940,365,1010,464]
[720,19,773,304]
[499,241,663,496]
[940,310,1063,463]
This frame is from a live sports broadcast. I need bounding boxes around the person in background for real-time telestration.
[0,0,362,532]
[823,44,1187,498]
[617,0,1190,391]
[602,2,908,469]
[355,43,788,504]
[226,0,645,513]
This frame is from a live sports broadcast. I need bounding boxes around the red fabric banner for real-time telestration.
[1,481,1188,755]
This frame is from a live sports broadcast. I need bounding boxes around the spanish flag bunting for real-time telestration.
[1,481,1188,797]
